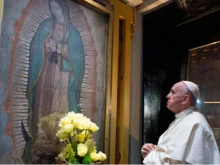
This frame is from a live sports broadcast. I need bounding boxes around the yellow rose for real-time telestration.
[90,152,99,162]
[69,131,74,137]
[66,111,76,120]
[90,123,99,132]
[77,143,88,157]
[72,119,81,129]
[79,131,91,143]
[63,123,74,133]
[78,131,86,143]
[59,116,71,127]
[74,113,84,120]
[56,129,68,141]
[81,118,91,129]
[97,151,107,161]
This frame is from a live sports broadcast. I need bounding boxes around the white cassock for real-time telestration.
[143,106,220,164]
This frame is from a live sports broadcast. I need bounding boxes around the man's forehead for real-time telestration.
[172,82,184,90]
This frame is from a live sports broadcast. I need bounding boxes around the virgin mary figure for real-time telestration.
[24,0,85,162]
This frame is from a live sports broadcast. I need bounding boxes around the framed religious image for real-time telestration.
[0,0,113,163]
[187,41,220,150]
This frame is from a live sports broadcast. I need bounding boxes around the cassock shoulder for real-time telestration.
[187,111,214,137]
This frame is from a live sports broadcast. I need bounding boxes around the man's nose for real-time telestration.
[166,93,170,98]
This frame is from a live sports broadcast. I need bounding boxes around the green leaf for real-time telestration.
[58,144,76,163]
[82,155,92,164]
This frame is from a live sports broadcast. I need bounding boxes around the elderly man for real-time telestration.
[141,81,220,164]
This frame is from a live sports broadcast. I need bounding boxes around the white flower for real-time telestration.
[56,129,68,141]
[74,113,84,120]
[78,130,86,143]
[63,123,74,133]
[77,117,91,130]
[56,112,107,163]
[90,123,99,132]
[59,116,72,127]
[97,151,107,161]
[77,143,88,157]
[66,111,76,120]
[90,152,99,162]
[72,119,81,129]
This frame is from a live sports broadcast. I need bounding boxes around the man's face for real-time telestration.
[166,82,184,113]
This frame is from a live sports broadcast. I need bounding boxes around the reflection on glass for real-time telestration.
[188,41,220,150]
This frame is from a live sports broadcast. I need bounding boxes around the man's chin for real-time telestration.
[167,105,173,112]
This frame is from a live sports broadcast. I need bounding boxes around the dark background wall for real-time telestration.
[142,2,220,144]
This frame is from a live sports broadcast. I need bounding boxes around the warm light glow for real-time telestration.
[204,102,220,104]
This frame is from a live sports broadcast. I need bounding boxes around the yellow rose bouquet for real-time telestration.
[56,112,107,164]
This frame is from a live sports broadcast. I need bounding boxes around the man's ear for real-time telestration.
[182,95,190,104]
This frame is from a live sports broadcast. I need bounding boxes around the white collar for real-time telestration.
[175,106,196,119]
